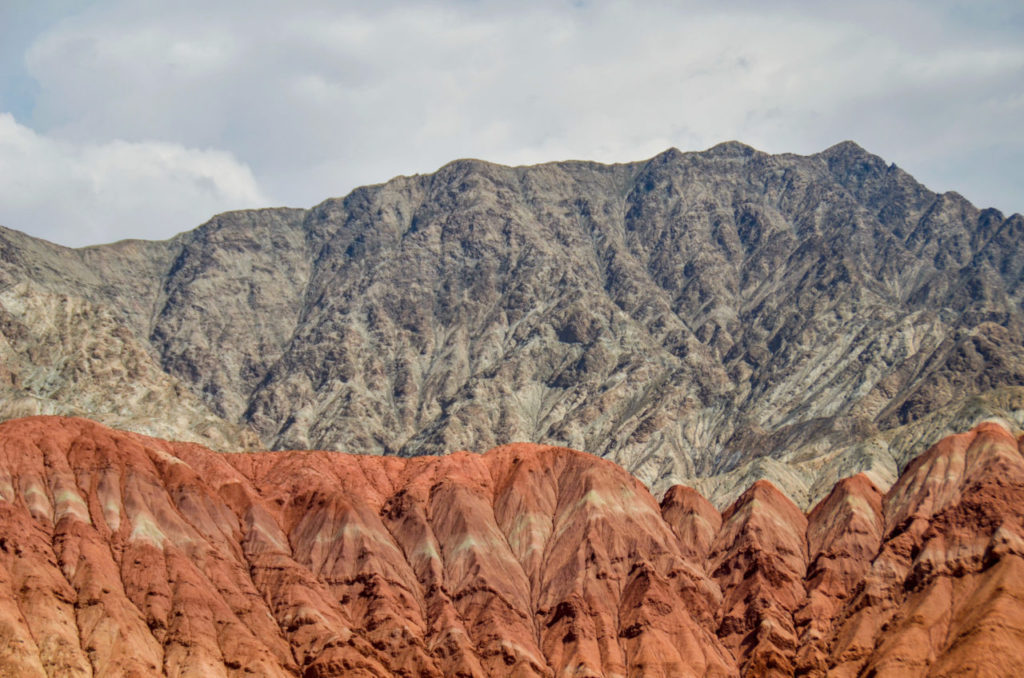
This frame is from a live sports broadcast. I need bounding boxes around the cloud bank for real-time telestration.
[2,1,1022,245]
[0,114,266,246]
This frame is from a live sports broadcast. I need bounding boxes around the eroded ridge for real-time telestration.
[0,416,1021,676]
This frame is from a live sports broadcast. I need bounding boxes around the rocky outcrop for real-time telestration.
[0,415,1021,676]
[0,142,1022,507]
[0,282,260,451]
[795,473,883,674]
[825,421,1024,676]
[708,481,807,677]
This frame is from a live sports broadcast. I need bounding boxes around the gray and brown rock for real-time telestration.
[0,142,1022,508]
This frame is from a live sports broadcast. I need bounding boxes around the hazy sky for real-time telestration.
[1,0,1022,247]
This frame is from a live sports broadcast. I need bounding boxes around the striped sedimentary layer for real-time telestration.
[0,416,1022,676]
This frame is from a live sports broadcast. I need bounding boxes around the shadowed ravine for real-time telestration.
[0,416,1022,676]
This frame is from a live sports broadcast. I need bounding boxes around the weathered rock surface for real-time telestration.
[708,480,807,677]
[0,282,261,451]
[0,142,1022,506]
[0,415,1022,676]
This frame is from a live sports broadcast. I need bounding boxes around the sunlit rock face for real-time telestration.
[1,143,1022,507]
[0,416,1021,676]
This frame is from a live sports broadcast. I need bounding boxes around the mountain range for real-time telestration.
[1,141,1024,676]
[0,141,1021,508]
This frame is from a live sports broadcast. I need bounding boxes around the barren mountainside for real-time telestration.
[0,416,1022,676]
[0,141,1022,506]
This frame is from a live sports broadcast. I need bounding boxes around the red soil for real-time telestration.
[0,416,1021,676]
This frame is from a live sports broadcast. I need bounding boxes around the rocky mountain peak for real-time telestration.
[819,138,873,159]
[0,142,1021,510]
[703,140,760,157]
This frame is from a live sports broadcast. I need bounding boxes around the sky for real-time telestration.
[0,1,1022,247]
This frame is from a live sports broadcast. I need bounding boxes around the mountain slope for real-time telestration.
[0,416,1021,676]
[0,142,1022,506]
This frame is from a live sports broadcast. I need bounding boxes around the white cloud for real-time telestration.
[2,1,1022,245]
[0,113,267,246]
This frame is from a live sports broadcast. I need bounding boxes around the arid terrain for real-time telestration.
[1,143,1022,508]
[0,416,1022,676]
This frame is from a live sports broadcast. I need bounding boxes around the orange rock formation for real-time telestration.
[0,416,1021,676]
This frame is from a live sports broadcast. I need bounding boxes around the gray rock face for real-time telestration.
[1,141,1021,506]
[0,282,261,450]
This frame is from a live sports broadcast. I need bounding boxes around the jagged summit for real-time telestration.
[703,140,760,157]
[0,143,1022,510]
[819,138,873,158]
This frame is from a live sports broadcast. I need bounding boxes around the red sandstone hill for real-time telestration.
[0,416,1022,677]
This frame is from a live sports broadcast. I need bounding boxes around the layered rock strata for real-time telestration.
[0,416,1021,676]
